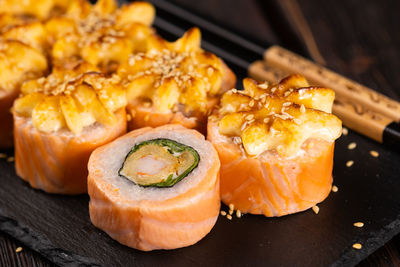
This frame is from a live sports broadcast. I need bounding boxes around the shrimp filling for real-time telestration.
[119,138,200,187]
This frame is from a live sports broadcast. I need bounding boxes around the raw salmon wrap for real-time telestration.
[118,27,236,134]
[13,63,127,194]
[88,124,221,251]
[207,75,342,217]
[0,40,48,148]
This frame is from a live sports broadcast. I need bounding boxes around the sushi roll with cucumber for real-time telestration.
[12,62,127,194]
[88,124,221,251]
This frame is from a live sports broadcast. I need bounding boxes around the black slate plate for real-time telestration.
[1,128,400,266]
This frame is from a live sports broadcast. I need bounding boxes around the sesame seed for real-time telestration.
[353,222,364,228]
[15,247,22,253]
[231,88,238,93]
[263,117,270,123]
[229,203,234,210]
[300,104,306,113]
[312,205,319,214]
[7,157,14,162]
[352,243,362,250]
[331,185,338,192]
[226,214,232,220]
[233,136,242,145]
[346,160,354,167]
[207,67,214,76]
[236,210,242,218]
[258,82,268,89]
[249,100,255,107]
[245,114,254,121]
[342,127,348,135]
[347,142,357,150]
[220,211,227,216]
[270,87,277,93]
[369,150,379,158]
[0,153,6,159]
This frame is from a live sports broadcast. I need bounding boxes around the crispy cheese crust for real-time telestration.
[118,27,236,132]
[47,0,155,71]
[212,75,342,156]
[13,62,126,134]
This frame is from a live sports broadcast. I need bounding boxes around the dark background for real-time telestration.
[1,0,399,266]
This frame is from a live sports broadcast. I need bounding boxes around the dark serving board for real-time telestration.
[1,1,400,266]
[1,125,400,267]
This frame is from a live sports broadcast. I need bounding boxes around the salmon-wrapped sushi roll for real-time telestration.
[207,75,342,217]
[88,124,220,251]
[12,63,127,194]
[47,0,155,73]
[118,27,236,134]
[0,40,48,148]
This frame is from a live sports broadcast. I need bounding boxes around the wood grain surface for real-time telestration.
[0,0,399,266]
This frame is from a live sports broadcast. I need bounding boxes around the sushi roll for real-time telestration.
[0,40,48,147]
[118,27,236,134]
[12,63,127,194]
[207,75,342,217]
[88,124,220,251]
[47,0,155,73]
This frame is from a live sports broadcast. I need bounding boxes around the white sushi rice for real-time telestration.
[90,126,217,202]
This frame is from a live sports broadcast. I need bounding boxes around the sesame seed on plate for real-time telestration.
[236,210,242,218]
[7,157,14,162]
[369,150,379,158]
[352,243,362,250]
[15,247,22,253]
[312,205,319,214]
[342,127,348,135]
[226,214,232,220]
[347,142,357,150]
[229,209,234,215]
[353,222,364,228]
[229,203,234,210]
[331,185,338,192]
[346,160,354,167]
[220,211,227,216]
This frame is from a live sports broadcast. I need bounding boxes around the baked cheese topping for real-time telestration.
[0,40,47,92]
[118,27,225,114]
[13,62,126,134]
[214,75,342,156]
[0,0,75,19]
[47,0,155,69]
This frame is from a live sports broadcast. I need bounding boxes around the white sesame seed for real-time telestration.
[236,210,242,218]
[352,243,362,250]
[348,142,357,150]
[331,185,338,192]
[353,222,364,228]
[300,104,306,113]
[229,209,234,215]
[249,100,255,107]
[226,214,232,220]
[207,67,214,76]
[258,82,268,89]
[263,117,270,123]
[346,160,354,167]
[370,150,379,158]
[220,211,227,216]
[245,114,254,121]
[15,247,22,253]
[312,205,319,214]
[229,203,234,210]
[342,127,348,135]
[270,87,277,93]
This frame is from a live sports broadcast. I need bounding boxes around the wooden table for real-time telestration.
[1,0,399,266]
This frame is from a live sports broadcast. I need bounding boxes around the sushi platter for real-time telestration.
[1,0,400,266]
